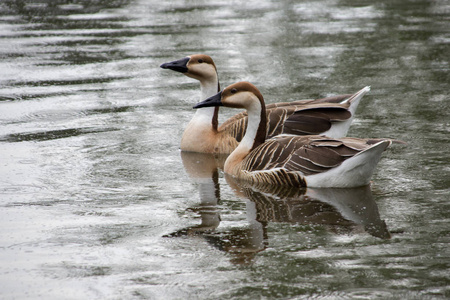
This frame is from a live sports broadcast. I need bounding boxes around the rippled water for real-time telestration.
[0,0,449,299]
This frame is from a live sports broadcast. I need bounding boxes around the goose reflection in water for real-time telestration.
[225,176,391,240]
[166,152,390,264]
[165,152,226,236]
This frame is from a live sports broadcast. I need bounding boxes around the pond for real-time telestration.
[0,0,448,299]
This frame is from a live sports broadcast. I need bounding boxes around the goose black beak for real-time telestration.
[160,57,190,73]
[193,91,223,109]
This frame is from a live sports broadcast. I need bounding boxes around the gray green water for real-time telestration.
[0,0,449,299]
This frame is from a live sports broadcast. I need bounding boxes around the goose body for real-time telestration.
[194,82,397,188]
[161,54,369,154]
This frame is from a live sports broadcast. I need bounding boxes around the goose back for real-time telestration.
[231,135,392,188]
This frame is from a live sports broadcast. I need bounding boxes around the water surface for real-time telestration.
[0,0,449,299]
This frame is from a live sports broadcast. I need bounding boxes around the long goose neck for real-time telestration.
[237,95,267,153]
[223,92,266,174]
[253,99,266,150]
[195,73,220,131]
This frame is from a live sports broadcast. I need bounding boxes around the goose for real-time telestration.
[160,54,369,154]
[194,81,400,188]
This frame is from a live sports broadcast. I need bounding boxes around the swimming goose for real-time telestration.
[160,54,369,154]
[194,82,398,188]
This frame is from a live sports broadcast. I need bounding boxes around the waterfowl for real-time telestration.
[161,54,369,154]
[194,82,398,188]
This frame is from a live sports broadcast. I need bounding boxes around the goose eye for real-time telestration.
[230,88,238,94]
[198,59,204,63]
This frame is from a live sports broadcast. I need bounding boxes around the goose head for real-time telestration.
[160,54,218,82]
[194,82,267,151]
[193,81,264,111]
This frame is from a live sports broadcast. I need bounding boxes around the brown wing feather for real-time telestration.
[310,94,352,104]
[298,108,351,121]
[266,108,289,137]
[282,113,332,135]
[219,111,247,142]
[285,155,331,174]
[264,93,353,107]
[267,105,352,137]
[266,99,314,108]
[293,146,347,168]
[219,101,353,142]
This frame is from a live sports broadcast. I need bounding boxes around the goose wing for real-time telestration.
[308,94,352,104]
[266,104,352,137]
[263,93,353,107]
[219,111,248,142]
[219,102,353,141]
[242,135,389,176]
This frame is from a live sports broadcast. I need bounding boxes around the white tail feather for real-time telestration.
[322,86,371,138]
[305,140,390,188]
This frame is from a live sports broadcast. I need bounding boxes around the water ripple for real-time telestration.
[0,127,119,143]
